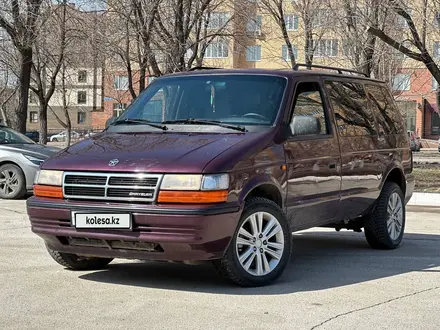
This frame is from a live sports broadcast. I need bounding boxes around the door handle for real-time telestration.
[329,163,336,169]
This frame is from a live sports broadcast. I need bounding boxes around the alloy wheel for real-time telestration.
[387,192,403,240]
[0,169,19,196]
[235,211,284,276]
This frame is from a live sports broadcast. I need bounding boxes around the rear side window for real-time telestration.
[325,81,377,136]
[365,84,405,134]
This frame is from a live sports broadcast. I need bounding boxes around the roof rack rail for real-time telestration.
[188,66,221,71]
[292,63,368,77]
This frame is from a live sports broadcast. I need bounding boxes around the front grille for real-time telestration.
[107,188,155,198]
[63,172,162,202]
[64,186,105,197]
[108,177,158,187]
[65,175,107,185]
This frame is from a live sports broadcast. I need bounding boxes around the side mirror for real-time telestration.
[105,116,117,128]
[290,115,321,136]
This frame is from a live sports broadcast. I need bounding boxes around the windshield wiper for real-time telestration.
[162,119,246,132]
[113,118,168,131]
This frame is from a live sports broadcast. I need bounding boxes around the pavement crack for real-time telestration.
[0,207,26,215]
[310,286,440,330]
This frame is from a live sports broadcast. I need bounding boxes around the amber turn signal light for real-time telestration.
[158,190,228,203]
[33,185,63,198]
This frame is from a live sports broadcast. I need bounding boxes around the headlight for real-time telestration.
[161,175,202,190]
[24,155,45,166]
[160,174,229,191]
[202,174,229,191]
[35,170,64,186]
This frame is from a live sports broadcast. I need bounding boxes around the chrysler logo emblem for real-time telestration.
[108,159,119,167]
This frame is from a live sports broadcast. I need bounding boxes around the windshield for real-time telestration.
[115,74,287,129]
[0,127,35,145]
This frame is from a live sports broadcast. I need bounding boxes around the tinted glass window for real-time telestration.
[291,82,328,135]
[365,84,405,134]
[325,81,377,136]
[117,75,287,127]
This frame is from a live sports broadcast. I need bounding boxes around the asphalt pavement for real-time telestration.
[0,200,439,330]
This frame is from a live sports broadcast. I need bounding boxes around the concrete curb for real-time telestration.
[408,192,440,207]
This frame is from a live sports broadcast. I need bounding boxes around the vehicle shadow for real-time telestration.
[78,231,440,295]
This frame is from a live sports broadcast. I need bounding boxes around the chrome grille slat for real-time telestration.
[63,172,163,203]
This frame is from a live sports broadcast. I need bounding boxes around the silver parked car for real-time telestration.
[0,125,60,199]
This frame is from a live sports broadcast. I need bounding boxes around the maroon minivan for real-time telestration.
[27,65,414,286]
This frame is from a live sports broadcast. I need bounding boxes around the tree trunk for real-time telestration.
[38,102,48,144]
[1,105,10,127]
[15,48,33,133]
[62,62,71,148]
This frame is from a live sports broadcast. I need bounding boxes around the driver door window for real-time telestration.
[291,82,329,137]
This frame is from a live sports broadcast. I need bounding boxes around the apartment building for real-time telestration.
[201,2,440,140]
[27,4,105,132]
[27,67,104,131]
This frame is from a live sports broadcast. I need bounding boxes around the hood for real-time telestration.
[0,144,60,159]
[41,131,268,173]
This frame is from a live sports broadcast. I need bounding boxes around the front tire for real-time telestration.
[213,197,291,287]
[0,164,26,199]
[46,245,113,270]
[364,182,405,249]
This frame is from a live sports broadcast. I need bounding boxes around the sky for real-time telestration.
[67,0,106,12]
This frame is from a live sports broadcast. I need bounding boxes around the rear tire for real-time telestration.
[52,138,58,142]
[213,197,291,287]
[46,245,113,270]
[364,182,405,249]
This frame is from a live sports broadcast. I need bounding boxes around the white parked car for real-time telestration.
[49,131,80,142]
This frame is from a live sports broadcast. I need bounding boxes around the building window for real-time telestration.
[246,45,261,62]
[395,9,412,28]
[77,91,87,104]
[113,103,127,117]
[29,91,37,104]
[432,112,440,135]
[392,74,411,91]
[205,40,228,58]
[313,39,338,57]
[29,111,38,123]
[246,16,262,34]
[393,41,412,59]
[78,70,87,83]
[342,39,356,57]
[77,112,86,124]
[285,15,299,31]
[433,76,438,90]
[0,28,7,41]
[207,12,229,29]
[282,44,298,62]
[311,9,331,28]
[434,41,440,59]
[147,76,156,85]
[435,12,440,27]
[113,75,129,90]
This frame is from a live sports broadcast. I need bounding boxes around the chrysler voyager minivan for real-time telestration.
[27,65,414,286]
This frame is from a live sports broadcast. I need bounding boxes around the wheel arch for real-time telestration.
[239,175,284,209]
[383,167,406,195]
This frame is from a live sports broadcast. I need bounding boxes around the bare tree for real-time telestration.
[367,1,440,86]
[0,0,45,133]
[30,1,68,144]
[259,0,297,67]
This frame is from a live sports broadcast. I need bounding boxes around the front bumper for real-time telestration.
[27,197,242,261]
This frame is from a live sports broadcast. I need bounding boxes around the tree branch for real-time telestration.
[367,27,423,61]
